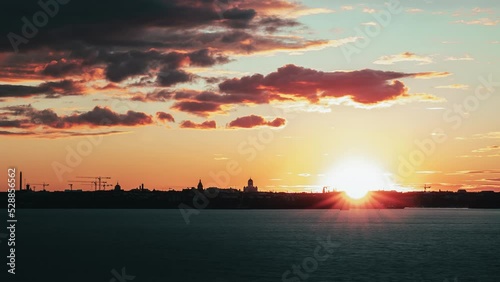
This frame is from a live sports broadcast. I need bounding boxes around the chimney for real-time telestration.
[19,171,22,191]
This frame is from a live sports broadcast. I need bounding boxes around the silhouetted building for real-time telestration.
[244,178,258,193]
[197,179,204,191]
[114,182,122,191]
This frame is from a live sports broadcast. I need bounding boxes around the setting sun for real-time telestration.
[329,159,389,199]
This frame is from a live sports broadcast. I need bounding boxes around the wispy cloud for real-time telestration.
[457,154,500,158]
[362,8,376,14]
[435,84,469,90]
[412,72,451,79]
[374,52,433,65]
[445,54,474,61]
[285,7,334,18]
[448,170,500,175]
[471,7,494,14]
[454,18,499,26]
[471,178,500,184]
[457,145,500,158]
[0,129,127,138]
[472,145,500,153]
[456,132,500,140]
[214,157,229,161]
[416,170,442,174]
[406,8,424,13]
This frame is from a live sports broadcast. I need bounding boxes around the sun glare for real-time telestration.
[328,158,389,199]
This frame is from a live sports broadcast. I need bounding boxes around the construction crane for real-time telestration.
[101,182,113,190]
[69,180,97,191]
[77,176,111,191]
[424,184,431,193]
[28,182,49,191]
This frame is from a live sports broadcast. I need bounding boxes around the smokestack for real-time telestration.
[20,171,22,191]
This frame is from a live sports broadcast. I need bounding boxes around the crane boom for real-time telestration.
[70,180,97,190]
[28,182,49,191]
[424,184,431,193]
[77,176,111,190]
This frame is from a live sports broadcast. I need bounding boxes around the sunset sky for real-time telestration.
[1,0,499,192]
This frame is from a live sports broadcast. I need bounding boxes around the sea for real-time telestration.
[3,209,500,282]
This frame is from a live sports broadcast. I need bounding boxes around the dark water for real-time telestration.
[3,209,500,282]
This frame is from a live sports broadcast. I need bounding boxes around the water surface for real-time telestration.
[5,209,500,282]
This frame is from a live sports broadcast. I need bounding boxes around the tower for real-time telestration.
[19,171,22,191]
[244,177,258,193]
[197,179,203,191]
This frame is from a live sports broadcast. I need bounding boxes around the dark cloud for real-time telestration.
[0,0,316,52]
[75,48,227,84]
[92,83,122,91]
[64,106,153,127]
[228,115,286,128]
[0,130,35,136]
[0,85,44,98]
[128,65,443,117]
[40,80,86,98]
[0,46,231,89]
[156,111,175,123]
[41,59,81,77]
[0,129,124,138]
[55,130,125,138]
[179,120,216,129]
[0,0,331,103]
[222,8,257,28]
[105,56,150,83]
[171,101,223,117]
[218,64,440,104]
[258,16,300,32]
[204,76,225,84]
[1,0,220,52]
[131,89,210,102]
[0,119,26,128]
[0,105,153,128]
[157,69,193,86]
[131,90,175,102]
[0,80,84,98]
[188,49,230,66]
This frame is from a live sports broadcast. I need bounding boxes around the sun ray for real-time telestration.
[326,158,391,200]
